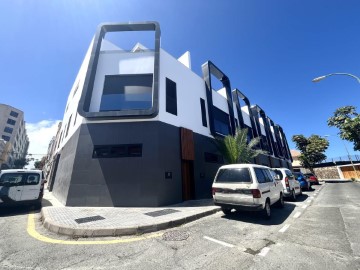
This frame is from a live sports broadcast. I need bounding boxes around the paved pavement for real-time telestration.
[40,178,355,238]
[41,190,220,237]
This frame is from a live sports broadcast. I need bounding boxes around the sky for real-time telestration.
[1,0,360,161]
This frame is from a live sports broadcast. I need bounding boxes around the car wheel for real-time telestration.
[221,207,232,215]
[291,190,297,201]
[277,193,285,208]
[263,200,271,219]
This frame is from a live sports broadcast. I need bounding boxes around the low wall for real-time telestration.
[313,166,340,179]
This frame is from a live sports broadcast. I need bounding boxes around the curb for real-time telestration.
[41,207,220,237]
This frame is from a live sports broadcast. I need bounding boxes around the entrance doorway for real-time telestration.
[182,160,195,201]
[180,127,195,201]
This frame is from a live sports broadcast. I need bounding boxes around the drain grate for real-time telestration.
[162,230,189,241]
[75,215,105,224]
[144,209,180,217]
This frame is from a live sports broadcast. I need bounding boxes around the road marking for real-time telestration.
[293,212,301,219]
[279,224,290,233]
[307,199,312,203]
[203,236,234,248]
[27,213,162,245]
[302,205,308,209]
[258,247,270,257]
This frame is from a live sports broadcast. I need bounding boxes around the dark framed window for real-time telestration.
[65,115,72,138]
[166,78,177,115]
[4,127,13,134]
[93,144,143,158]
[254,168,266,183]
[24,174,40,185]
[2,135,10,141]
[204,152,224,164]
[10,111,18,118]
[200,98,207,127]
[213,106,230,135]
[7,119,16,126]
[73,113,78,126]
[100,74,153,111]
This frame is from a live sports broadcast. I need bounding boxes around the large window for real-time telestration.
[2,135,10,141]
[7,119,16,126]
[100,74,153,111]
[166,78,177,115]
[10,111,18,118]
[93,144,142,158]
[213,106,230,135]
[4,127,13,134]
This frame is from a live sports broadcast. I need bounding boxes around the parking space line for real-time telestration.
[293,212,301,219]
[27,213,162,245]
[307,199,312,203]
[203,236,234,248]
[302,205,308,209]
[258,247,270,257]
[279,224,290,233]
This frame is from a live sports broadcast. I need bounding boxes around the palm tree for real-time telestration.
[215,128,267,164]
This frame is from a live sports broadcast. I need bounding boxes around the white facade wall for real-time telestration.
[259,117,266,136]
[158,49,212,137]
[241,106,252,128]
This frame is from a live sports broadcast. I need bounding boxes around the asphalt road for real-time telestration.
[0,182,359,270]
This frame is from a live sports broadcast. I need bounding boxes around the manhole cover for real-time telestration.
[162,230,189,241]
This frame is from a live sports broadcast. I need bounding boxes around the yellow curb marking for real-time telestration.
[27,213,162,245]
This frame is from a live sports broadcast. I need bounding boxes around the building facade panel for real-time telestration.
[49,22,293,206]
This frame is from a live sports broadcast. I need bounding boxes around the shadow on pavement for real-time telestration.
[0,197,54,217]
[0,204,41,217]
[290,194,309,202]
[220,202,296,225]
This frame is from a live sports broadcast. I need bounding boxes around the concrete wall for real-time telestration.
[51,120,231,207]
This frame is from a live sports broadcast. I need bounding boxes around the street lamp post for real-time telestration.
[324,135,360,179]
[312,73,360,84]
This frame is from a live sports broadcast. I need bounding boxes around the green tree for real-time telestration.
[216,128,267,164]
[328,106,360,151]
[292,135,329,173]
[34,156,46,170]
[13,158,29,169]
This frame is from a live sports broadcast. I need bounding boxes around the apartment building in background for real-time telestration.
[0,104,29,169]
[47,22,292,207]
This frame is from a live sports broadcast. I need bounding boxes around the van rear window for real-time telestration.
[215,168,252,183]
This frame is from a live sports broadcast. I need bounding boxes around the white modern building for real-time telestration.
[0,104,29,169]
[48,22,292,207]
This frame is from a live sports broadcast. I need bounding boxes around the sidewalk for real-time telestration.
[41,190,220,237]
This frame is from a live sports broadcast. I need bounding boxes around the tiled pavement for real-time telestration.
[41,190,220,237]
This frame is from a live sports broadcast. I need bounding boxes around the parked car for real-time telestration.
[0,169,47,208]
[293,172,311,190]
[212,164,284,219]
[271,168,301,201]
[304,173,319,185]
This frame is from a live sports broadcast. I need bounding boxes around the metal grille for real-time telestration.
[75,215,105,224]
[144,209,180,217]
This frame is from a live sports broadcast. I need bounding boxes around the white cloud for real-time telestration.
[26,120,61,161]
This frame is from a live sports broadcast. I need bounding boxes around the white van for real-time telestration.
[0,169,47,207]
[212,164,284,219]
[272,168,301,201]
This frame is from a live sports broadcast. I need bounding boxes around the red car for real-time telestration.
[304,173,319,185]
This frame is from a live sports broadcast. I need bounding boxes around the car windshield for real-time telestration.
[215,168,252,183]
